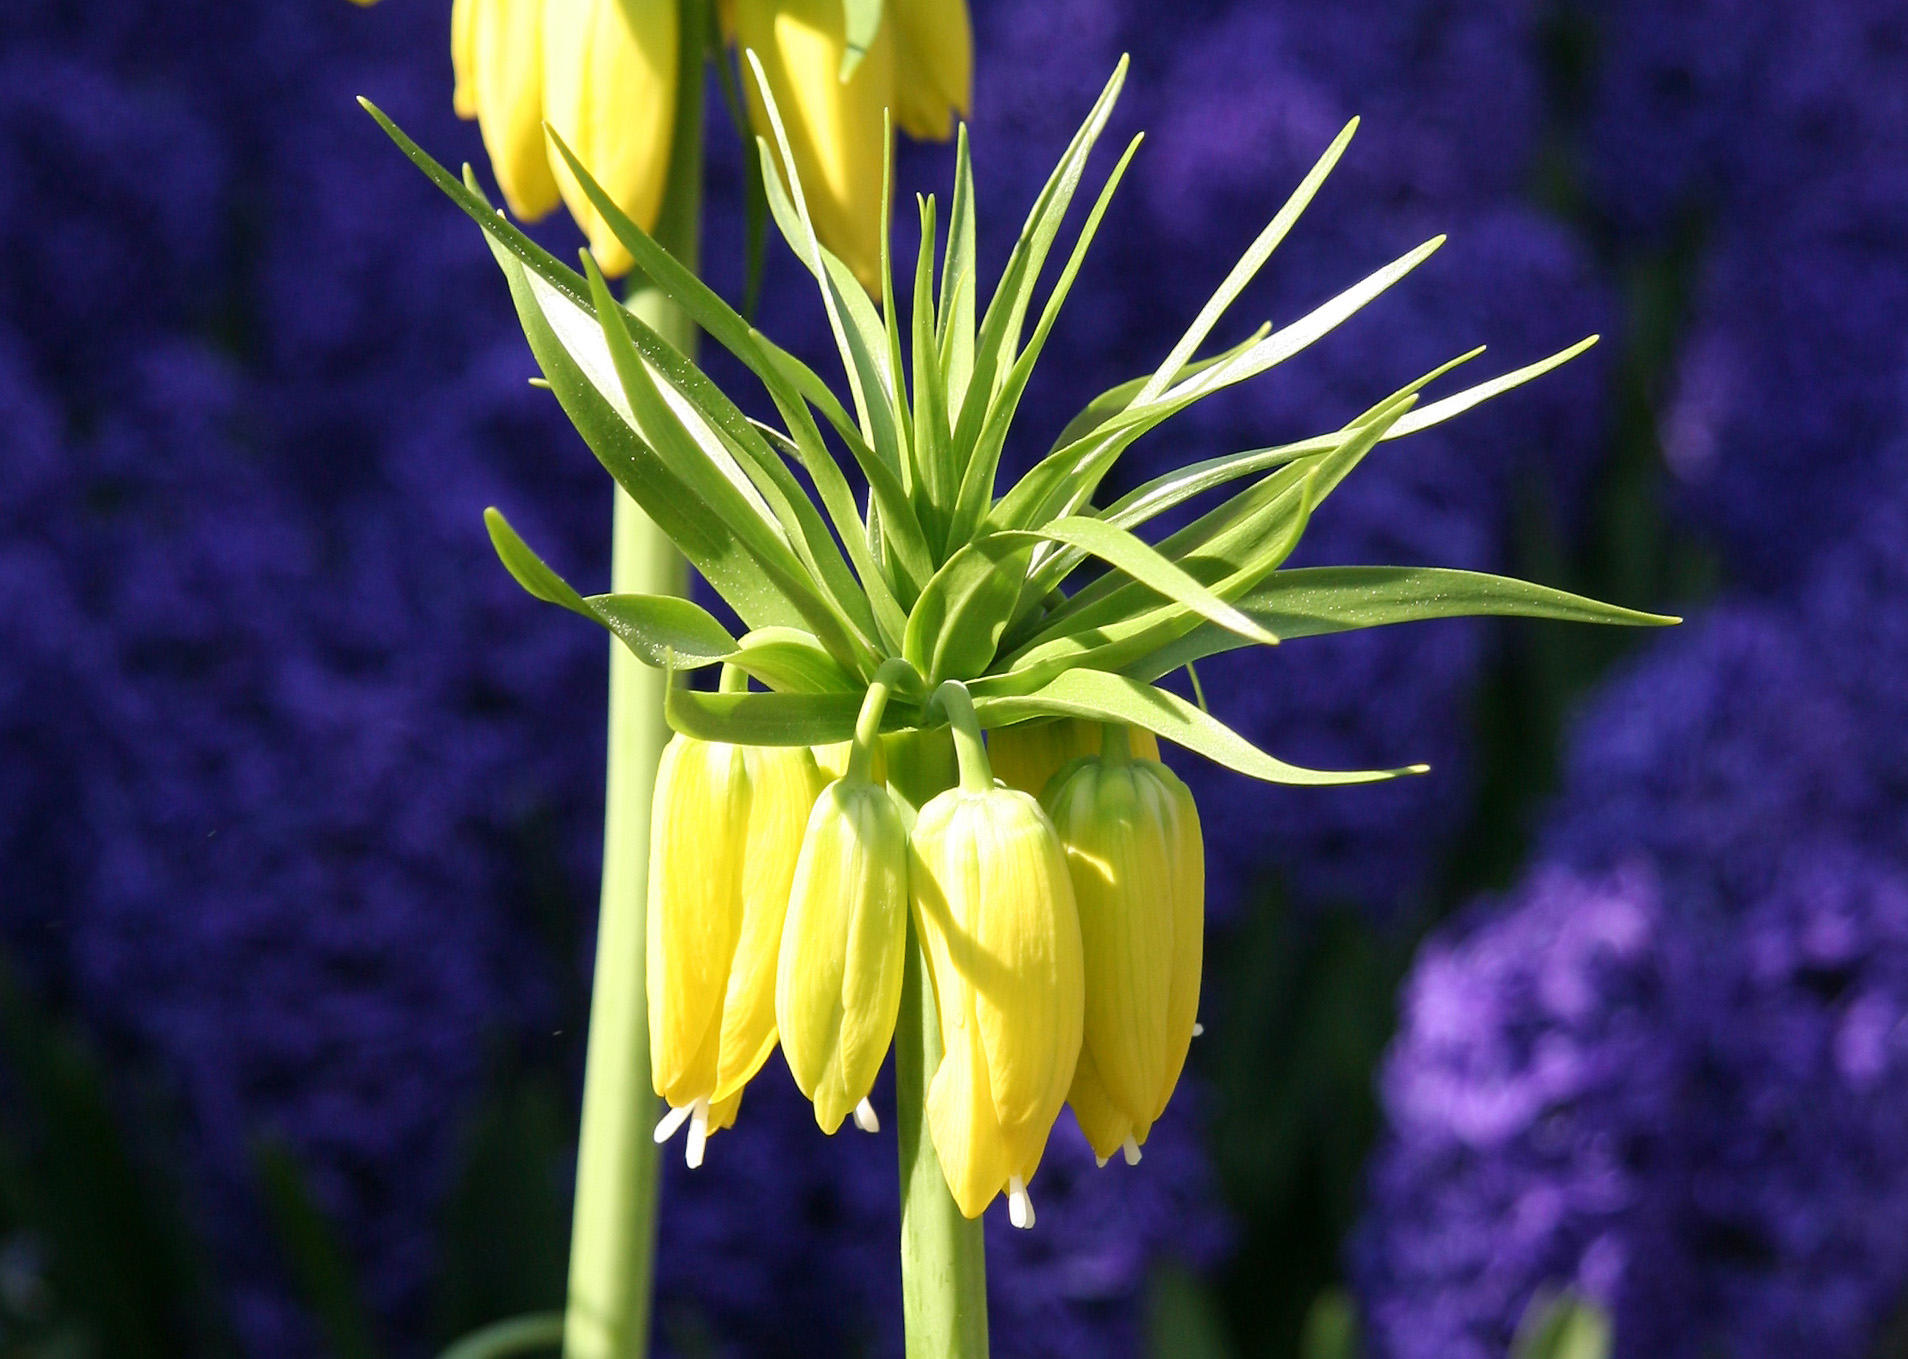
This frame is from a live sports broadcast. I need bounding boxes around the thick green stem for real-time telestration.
[563,6,704,1357]
[885,730,990,1359]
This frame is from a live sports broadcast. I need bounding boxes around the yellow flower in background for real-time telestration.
[541,0,680,274]
[989,718,1160,800]
[445,0,678,270]
[735,0,895,291]
[890,0,971,141]
[1041,728,1204,1166]
[909,782,1083,1226]
[647,734,826,1165]
[453,0,561,219]
[777,773,910,1134]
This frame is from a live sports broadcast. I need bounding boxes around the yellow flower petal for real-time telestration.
[542,0,679,273]
[470,0,561,219]
[890,0,970,141]
[735,0,894,292]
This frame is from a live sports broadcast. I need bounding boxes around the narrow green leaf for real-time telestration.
[971,670,1427,785]
[879,113,915,493]
[1001,514,1278,646]
[574,252,878,669]
[1098,347,1485,535]
[1046,325,1268,455]
[666,680,913,746]
[485,242,805,632]
[485,507,745,667]
[439,1313,565,1359]
[1133,565,1680,680]
[1163,235,1447,405]
[954,57,1128,449]
[725,627,865,694]
[911,193,954,541]
[938,125,978,414]
[1384,336,1600,441]
[1512,1292,1613,1359]
[1136,118,1358,405]
[903,535,1036,683]
[947,132,1144,548]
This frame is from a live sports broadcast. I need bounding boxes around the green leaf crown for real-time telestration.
[363,57,1673,787]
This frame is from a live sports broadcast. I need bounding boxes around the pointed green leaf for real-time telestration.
[971,670,1427,785]
[902,535,1036,683]
[1384,336,1600,441]
[1000,514,1278,646]
[1134,565,1680,679]
[938,126,978,414]
[1136,118,1358,405]
[484,507,744,667]
[947,132,1143,547]
[953,57,1128,451]
[666,680,917,746]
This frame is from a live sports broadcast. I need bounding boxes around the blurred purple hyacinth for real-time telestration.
[1358,576,1908,1355]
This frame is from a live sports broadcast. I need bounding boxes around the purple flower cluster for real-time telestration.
[1587,0,1908,578]
[1356,585,1908,1355]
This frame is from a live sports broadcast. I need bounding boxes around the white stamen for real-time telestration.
[653,1102,693,1144]
[852,1098,881,1133]
[1007,1176,1035,1230]
[685,1097,711,1169]
[1191,1022,1205,1037]
[1121,1135,1143,1167]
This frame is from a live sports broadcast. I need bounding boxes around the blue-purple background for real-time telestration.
[1,1,1903,1356]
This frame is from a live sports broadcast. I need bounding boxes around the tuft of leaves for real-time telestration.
[363,58,1672,786]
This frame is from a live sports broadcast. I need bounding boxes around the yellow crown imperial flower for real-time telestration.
[647,732,826,1165]
[776,752,910,1135]
[541,0,680,274]
[446,0,677,270]
[890,0,971,142]
[735,0,895,292]
[989,718,1160,800]
[1041,727,1204,1166]
[451,0,562,219]
[909,687,1084,1227]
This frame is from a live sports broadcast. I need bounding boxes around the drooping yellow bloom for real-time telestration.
[989,719,1161,800]
[647,734,825,1164]
[541,0,680,274]
[458,0,562,219]
[444,0,676,271]
[889,0,971,141]
[910,783,1084,1225]
[777,774,910,1133]
[735,0,895,291]
[1041,728,1204,1165]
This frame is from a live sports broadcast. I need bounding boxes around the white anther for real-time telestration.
[653,1103,693,1145]
[1007,1176,1035,1230]
[852,1098,881,1133]
[685,1097,711,1169]
[1121,1135,1143,1167]
[1191,1021,1205,1037]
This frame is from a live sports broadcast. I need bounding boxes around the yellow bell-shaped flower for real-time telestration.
[454,0,562,219]
[910,782,1083,1226]
[989,718,1160,800]
[890,0,971,141]
[541,0,680,274]
[735,0,894,291]
[777,772,910,1134]
[647,734,825,1164]
[1041,727,1204,1165]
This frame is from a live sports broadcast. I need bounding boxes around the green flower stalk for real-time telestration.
[367,48,1675,1353]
